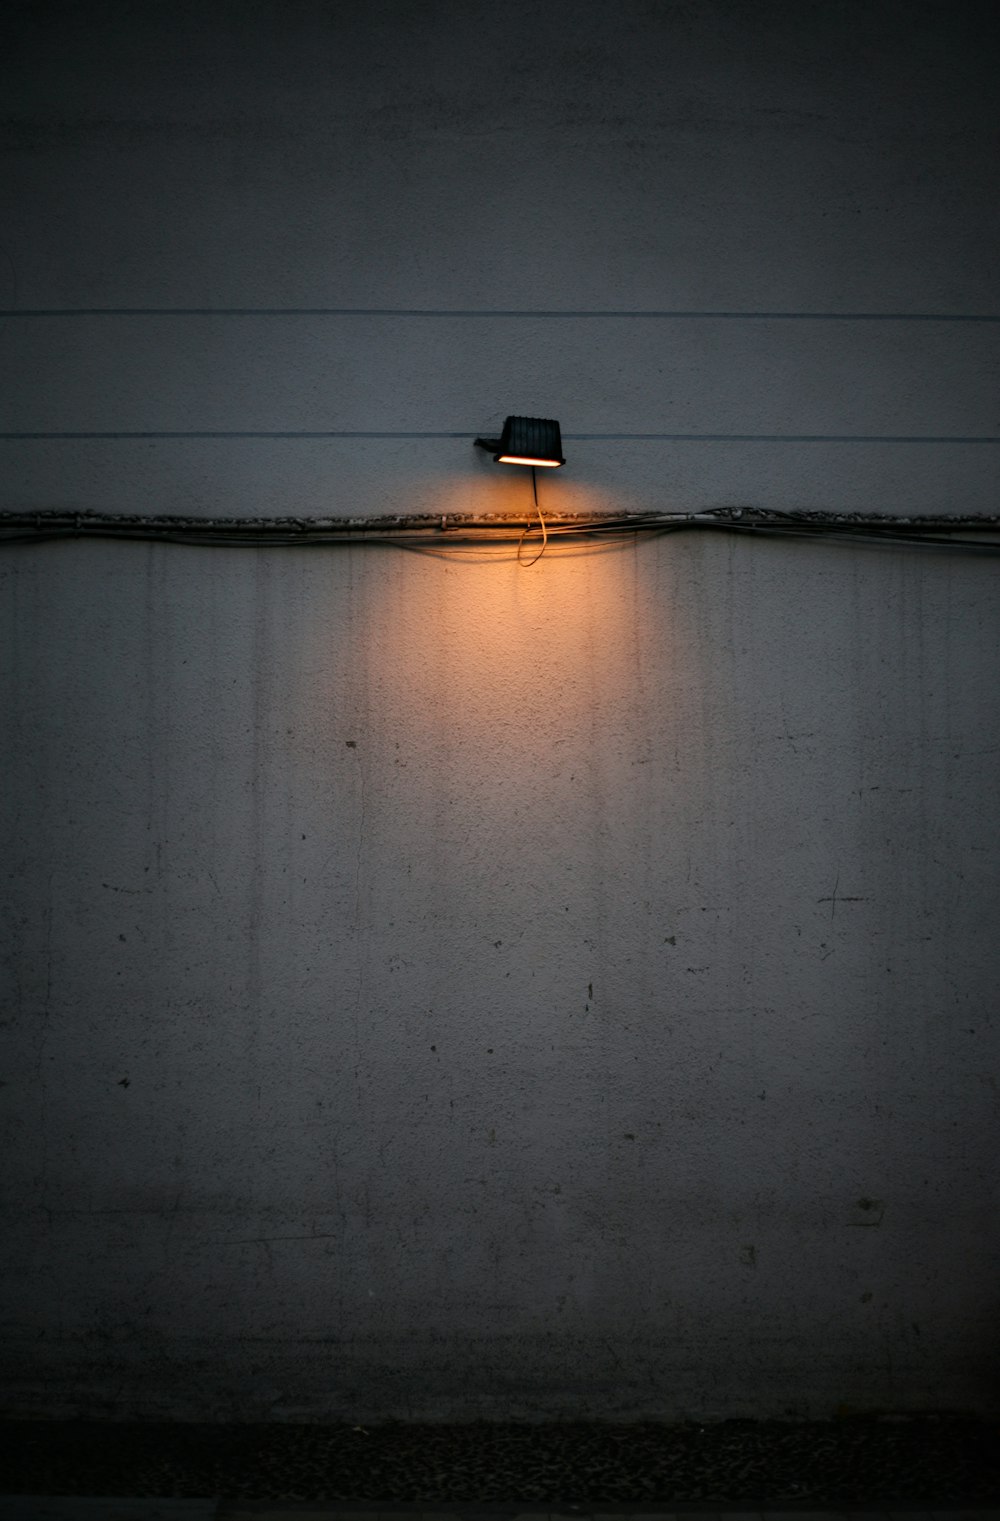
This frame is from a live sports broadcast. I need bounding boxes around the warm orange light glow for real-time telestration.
[496,455,563,467]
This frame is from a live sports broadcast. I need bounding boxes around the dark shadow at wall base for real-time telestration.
[0,1417,997,1506]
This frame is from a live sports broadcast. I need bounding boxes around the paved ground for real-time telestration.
[3,1420,997,1508]
[2,1505,1000,1520]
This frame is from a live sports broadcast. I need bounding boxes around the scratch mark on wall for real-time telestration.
[38,874,53,1209]
[603,1337,624,1370]
[817,873,870,918]
[163,1188,183,1268]
[349,739,366,1061]
[0,241,17,306]
[213,1234,342,1245]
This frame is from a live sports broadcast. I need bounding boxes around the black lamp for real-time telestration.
[475,416,565,468]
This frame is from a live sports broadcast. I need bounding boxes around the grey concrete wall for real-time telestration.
[1,0,998,1420]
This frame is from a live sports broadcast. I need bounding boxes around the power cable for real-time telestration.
[1,509,999,554]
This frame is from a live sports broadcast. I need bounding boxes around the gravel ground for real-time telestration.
[1,1417,998,1505]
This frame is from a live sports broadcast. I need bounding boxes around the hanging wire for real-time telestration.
[515,467,549,567]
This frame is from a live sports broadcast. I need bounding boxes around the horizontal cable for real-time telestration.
[2,308,1000,321]
[3,509,999,554]
[2,432,997,443]
[0,431,469,440]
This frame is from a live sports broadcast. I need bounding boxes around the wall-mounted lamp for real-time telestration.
[475,416,565,468]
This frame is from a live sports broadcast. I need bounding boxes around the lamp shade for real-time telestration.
[495,416,565,467]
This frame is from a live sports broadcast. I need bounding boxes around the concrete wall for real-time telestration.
[1,0,998,1420]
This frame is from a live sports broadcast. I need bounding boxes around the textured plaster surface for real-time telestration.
[1,0,998,1420]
